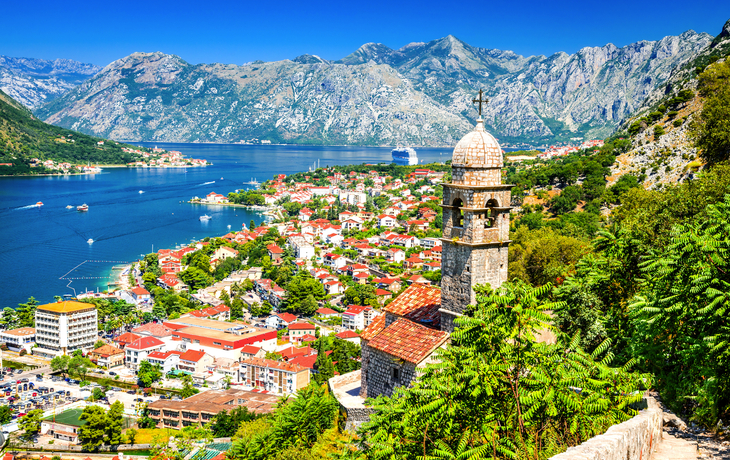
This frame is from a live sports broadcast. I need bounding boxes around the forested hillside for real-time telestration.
[0,89,141,175]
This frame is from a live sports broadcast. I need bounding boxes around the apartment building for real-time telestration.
[34,301,98,358]
[146,389,279,429]
[0,327,35,353]
[125,336,165,371]
[241,357,310,396]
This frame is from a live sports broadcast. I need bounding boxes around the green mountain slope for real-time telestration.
[0,89,141,175]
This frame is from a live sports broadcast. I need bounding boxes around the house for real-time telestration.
[255,279,286,308]
[266,244,285,263]
[265,312,298,329]
[88,344,125,369]
[342,305,381,331]
[298,208,314,221]
[0,327,35,353]
[375,288,393,304]
[114,332,142,349]
[132,322,175,344]
[147,350,182,374]
[240,345,265,360]
[315,307,340,319]
[424,261,441,271]
[288,322,316,342]
[374,277,403,293]
[386,248,406,263]
[378,215,398,228]
[336,330,361,345]
[241,358,310,396]
[214,246,239,263]
[178,349,215,381]
[205,192,229,203]
[323,279,345,295]
[125,336,165,371]
[158,274,187,292]
[404,256,424,270]
[406,219,429,232]
[408,274,431,285]
[323,253,346,270]
[130,286,151,304]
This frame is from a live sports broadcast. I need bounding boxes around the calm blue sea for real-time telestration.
[0,143,520,309]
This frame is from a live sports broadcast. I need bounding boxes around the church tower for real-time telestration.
[439,91,512,333]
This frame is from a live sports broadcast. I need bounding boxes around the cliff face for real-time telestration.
[34,30,712,146]
[609,19,730,189]
[0,56,100,109]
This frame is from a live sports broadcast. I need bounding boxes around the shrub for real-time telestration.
[654,125,665,137]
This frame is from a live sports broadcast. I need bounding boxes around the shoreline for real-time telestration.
[0,163,210,178]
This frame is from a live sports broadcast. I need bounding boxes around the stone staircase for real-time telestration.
[652,429,699,460]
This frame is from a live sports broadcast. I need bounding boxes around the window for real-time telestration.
[213,342,222,346]
[193,340,200,344]
[392,368,400,382]
[452,198,464,228]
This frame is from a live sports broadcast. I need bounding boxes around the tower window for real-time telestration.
[453,198,464,228]
[392,368,400,382]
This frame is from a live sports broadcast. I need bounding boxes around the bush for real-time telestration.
[654,125,665,137]
[674,119,684,127]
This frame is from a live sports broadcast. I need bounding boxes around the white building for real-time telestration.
[342,305,381,331]
[125,336,165,371]
[147,350,182,374]
[0,327,35,353]
[34,301,98,358]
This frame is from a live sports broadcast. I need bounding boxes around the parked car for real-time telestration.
[126,390,136,395]
[108,372,117,376]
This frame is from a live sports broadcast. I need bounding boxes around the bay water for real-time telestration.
[0,143,472,309]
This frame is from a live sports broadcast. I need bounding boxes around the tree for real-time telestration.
[16,297,38,327]
[231,298,244,320]
[50,355,71,377]
[299,295,319,316]
[359,281,646,459]
[630,194,730,427]
[180,374,199,398]
[250,219,256,230]
[690,59,730,165]
[18,409,43,442]
[313,344,335,385]
[0,307,18,329]
[106,401,125,445]
[137,360,163,388]
[342,284,377,307]
[152,303,167,320]
[0,405,12,424]
[283,273,326,313]
[94,340,105,349]
[250,301,272,317]
[126,427,138,445]
[79,405,108,451]
[69,355,93,381]
[92,387,106,401]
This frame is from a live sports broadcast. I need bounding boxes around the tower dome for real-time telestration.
[452,118,503,168]
[451,118,503,186]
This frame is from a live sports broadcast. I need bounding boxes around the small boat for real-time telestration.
[66,205,74,209]
[87,239,94,244]
[36,202,43,206]
[139,190,145,194]
[77,204,88,211]
[200,215,211,221]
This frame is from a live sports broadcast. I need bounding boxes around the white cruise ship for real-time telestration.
[392,147,418,166]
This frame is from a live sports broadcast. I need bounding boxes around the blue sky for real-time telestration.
[2,0,729,66]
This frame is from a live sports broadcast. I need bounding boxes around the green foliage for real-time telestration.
[690,60,730,165]
[359,281,646,460]
[211,406,262,437]
[342,284,378,307]
[137,360,163,388]
[228,384,339,460]
[107,401,125,445]
[0,90,143,173]
[19,409,44,441]
[50,354,72,377]
[180,374,200,398]
[629,194,730,426]
[126,427,138,445]
[283,272,326,314]
[0,405,12,424]
[549,185,582,215]
[79,405,108,451]
[509,226,589,286]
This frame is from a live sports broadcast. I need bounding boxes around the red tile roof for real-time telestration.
[279,346,314,360]
[126,336,165,351]
[179,349,207,362]
[367,318,448,364]
[277,313,298,324]
[115,332,141,345]
[288,322,315,330]
[336,330,360,339]
[360,314,386,341]
[300,334,317,342]
[131,286,150,296]
[385,284,441,328]
[316,307,338,315]
[242,357,308,373]
[289,354,317,369]
[132,322,173,337]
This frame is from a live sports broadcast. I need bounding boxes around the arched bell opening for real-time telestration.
[452,198,464,228]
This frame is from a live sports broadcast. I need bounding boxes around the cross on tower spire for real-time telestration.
[472,89,488,117]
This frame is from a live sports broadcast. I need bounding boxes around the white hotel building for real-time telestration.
[34,301,98,358]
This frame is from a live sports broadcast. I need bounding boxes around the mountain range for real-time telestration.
[0,56,100,109]
[4,25,724,146]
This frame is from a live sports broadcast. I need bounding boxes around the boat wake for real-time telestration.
[198,181,216,186]
[15,204,42,210]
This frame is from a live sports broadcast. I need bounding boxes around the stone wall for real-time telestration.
[361,346,417,399]
[548,394,663,460]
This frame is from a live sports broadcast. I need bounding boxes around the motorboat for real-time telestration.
[200,215,211,221]
[36,202,43,206]
[66,205,74,209]
[139,190,145,194]
[87,239,94,244]
[77,204,89,211]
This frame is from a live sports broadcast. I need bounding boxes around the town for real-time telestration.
[0,160,453,450]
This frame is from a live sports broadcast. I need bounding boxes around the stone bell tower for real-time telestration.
[439,91,512,333]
